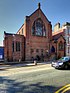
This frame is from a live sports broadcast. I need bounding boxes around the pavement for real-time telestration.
[0,61,51,70]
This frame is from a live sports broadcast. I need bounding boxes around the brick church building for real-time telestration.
[4,3,65,62]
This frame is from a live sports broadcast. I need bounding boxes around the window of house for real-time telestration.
[30,49,34,54]
[68,28,70,35]
[16,42,20,51]
[69,29,70,34]
[69,37,70,43]
[32,18,46,36]
[68,47,69,53]
[22,29,23,34]
[68,37,69,44]
[68,28,69,35]
[41,49,43,53]
[12,41,14,52]
[36,49,39,53]
[59,41,64,50]
[19,32,20,34]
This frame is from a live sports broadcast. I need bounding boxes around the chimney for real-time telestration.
[54,22,60,32]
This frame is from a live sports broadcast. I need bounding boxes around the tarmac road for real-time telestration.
[0,63,70,93]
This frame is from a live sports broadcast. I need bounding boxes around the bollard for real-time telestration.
[34,60,37,65]
[19,59,21,62]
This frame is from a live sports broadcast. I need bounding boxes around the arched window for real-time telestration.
[32,18,46,36]
[59,41,64,50]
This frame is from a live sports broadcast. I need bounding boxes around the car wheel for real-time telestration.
[64,65,68,69]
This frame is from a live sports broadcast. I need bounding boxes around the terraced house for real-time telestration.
[4,3,66,62]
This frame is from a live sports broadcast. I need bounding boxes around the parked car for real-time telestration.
[51,56,70,69]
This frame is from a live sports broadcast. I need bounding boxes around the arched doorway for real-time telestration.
[51,46,56,60]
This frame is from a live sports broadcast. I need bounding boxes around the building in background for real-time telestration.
[62,22,70,56]
[52,22,70,57]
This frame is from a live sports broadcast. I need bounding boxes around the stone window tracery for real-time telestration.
[32,18,46,36]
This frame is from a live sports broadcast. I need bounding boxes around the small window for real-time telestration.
[12,41,14,52]
[41,49,43,53]
[68,28,70,35]
[68,37,69,44]
[19,32,20,34]
[68,47,69,53]
[30,49,34,54]
[59,41,64,50]
[16,42,20,51]
[36,49,39,53]
[22,29,23,34]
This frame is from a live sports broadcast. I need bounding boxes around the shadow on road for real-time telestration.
[0,76,63,93]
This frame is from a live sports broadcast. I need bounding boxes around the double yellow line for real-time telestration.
[55,84,70,93]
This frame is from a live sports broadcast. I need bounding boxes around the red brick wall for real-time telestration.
[4,34,24,61]
[25,9,52,60]
[4,8,52,61]
[4,35,13,61]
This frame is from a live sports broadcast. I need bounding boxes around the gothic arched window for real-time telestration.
[32,18,46,36]
[59,41,64,50]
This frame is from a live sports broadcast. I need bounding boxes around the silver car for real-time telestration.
[51,56,70,69]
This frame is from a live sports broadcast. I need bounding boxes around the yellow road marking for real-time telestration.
[62,87,70,93]
[55,84,70,93]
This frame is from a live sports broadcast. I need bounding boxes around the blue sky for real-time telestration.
[0,0,70,46]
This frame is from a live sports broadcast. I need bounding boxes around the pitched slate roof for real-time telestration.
[29,7,50,23]
[4,31,23,36]
[52,32,65,41]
